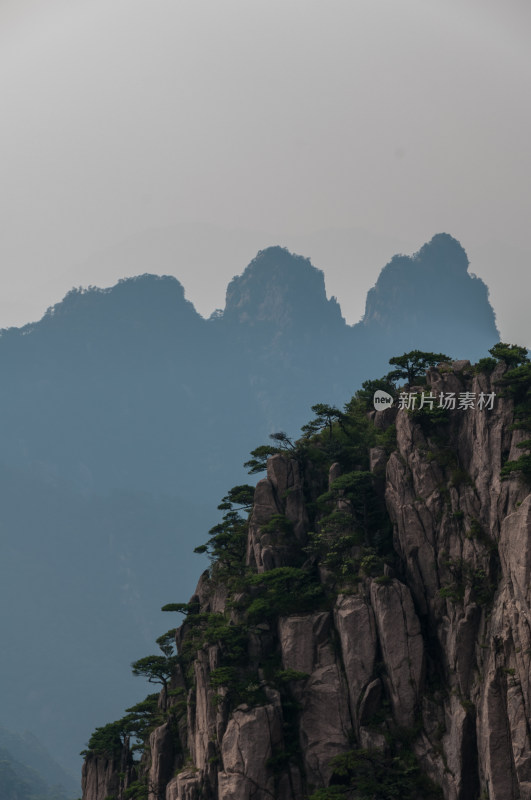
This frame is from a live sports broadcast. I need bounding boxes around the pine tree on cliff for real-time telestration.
[387,350,451,386]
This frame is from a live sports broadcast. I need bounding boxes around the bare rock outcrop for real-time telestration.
[384,364,531,799]
[279,612,351,785]
[247,454,309,572]
[81,747,135,800]
[370,579,424,727]
[333,594,377,731]
[218,701,285,800]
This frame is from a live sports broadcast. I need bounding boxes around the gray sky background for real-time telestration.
[1,0,530,345]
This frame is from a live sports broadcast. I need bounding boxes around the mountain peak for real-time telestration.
[44,274,191,319]
[222,247,343,329]
[413,232,469,273]
[360,232,498,357]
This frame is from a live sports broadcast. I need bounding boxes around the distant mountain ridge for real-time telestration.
[0,728,77,796]
[0,234,499,781]
[0,729,76,800]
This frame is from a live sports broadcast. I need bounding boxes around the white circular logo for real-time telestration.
[373,390,394,411]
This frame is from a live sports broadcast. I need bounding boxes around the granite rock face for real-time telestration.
[82,362,531,800]
[81,746,136,800]
[384,362,531,800]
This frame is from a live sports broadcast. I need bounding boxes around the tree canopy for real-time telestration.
[489,342,529,367]
[387,350,451,385]
[130,654,177,690]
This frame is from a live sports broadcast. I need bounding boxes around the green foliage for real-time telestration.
[323,470,391,551]
[172,610,258,712]
[309,746,442,799]
[437,584,464,603]
[201,614,248,661]
[497,361,531,481]
[470,568,496,605]
[323,396,380,468]
[156,629,176,657]
[269,431,296,449]
[463,518,497,553]
[244,432,297,474]
[81,719,125,757]
[489,342,529,367]
[426,439,458,469]
[359,548,384,577]
[244,444,283,474]
[301,403,346,441]
[473,356,497,374]
[123,779,148,799]
[209,666,238,688]
[387,350,451,386]
[121,694,164,749]
[209,666,266,708]
[161,602,191,614]
[131,654,178,689]
[438,557,496,606]
[410,403,450,433]
[193,491,249,577]
[260,514,294,537]
[274,668,309,683]
[124,694,159,715]
[243,391,385,499]
[329,471,372,494]
[271,691,304,774]
[354,377,396,411]
[306,527,361,578]
[245,566,325,621]
[449,468,474,488]
[175,611,249,682]
[375,422,397,454]
[217,484,255,511]
[501,453,531,481]
[498,361,531,406]
[316,509,356,531]
[308,454,393,584]
[496,359,531,481]
[124,694,160,720]
[374,574,392,585]
[82,686,174,762]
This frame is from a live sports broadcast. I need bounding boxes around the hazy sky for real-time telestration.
[1,0,530,344]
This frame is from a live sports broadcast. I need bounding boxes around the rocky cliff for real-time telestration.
[81,353,531,800]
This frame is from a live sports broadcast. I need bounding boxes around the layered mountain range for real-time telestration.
[0,233,499,782]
